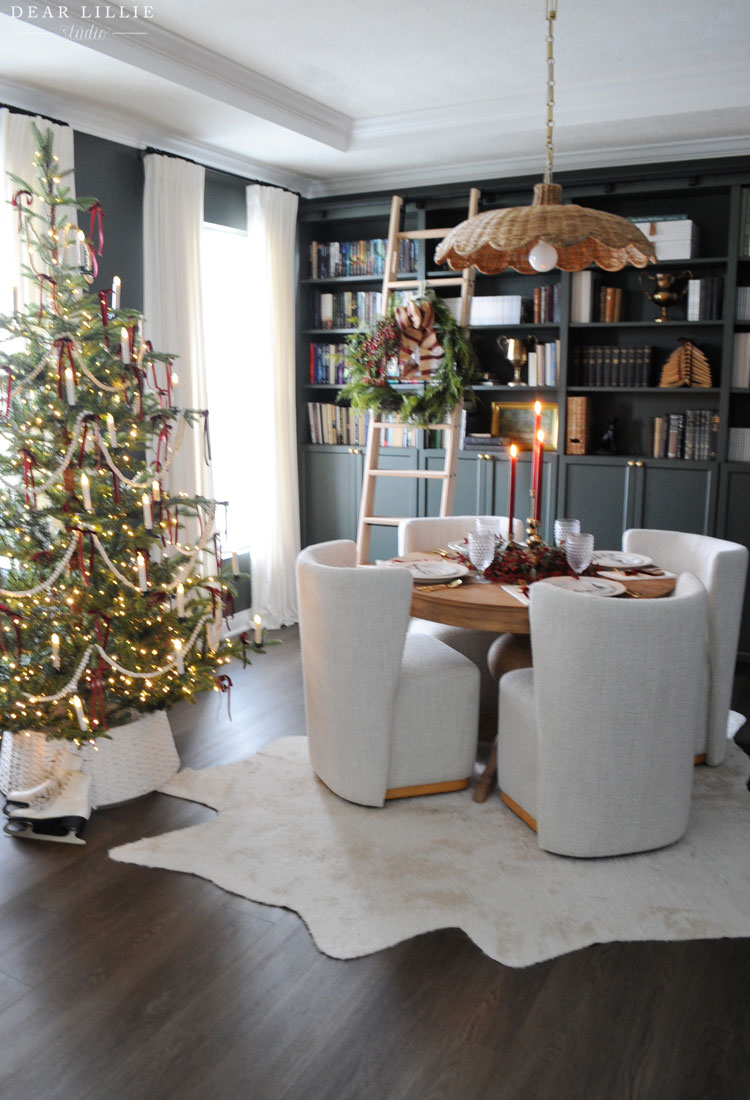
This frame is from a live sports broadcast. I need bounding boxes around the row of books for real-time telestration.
[570,345,655,387]
[651,409,718,460]
[308,238,418,280]
[570,271,623,323]
[307,403,369,447]
[445,294,528,325]
[310,290,388,330]
[686,275,724,321]
[732,333,750,388]
[533,284,560,324]
[735,285,750,321]
[309,342,348,385]
[739,189,750,258]
[728,427,750,462]
[307,404,432,448]
[527,340,560,387]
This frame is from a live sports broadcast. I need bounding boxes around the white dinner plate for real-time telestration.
[591,550,653,570]
[537,576,626,597]
[406,560,469,583]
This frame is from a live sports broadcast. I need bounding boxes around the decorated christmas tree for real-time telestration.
[0,125,264,750]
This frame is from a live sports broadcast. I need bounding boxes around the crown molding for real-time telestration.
[0,79,316,195]
[305,134,750,198]
[10,13,352,151]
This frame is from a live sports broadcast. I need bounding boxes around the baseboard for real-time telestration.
[500,790,538,832]
[385,777,470,800]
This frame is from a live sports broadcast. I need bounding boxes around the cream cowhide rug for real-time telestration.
[110,736,750,968]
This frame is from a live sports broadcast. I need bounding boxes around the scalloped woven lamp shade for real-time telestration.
[435,182,657,275]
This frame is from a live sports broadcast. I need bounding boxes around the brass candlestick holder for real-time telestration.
[640,270,692,323]
[526,492,543,549]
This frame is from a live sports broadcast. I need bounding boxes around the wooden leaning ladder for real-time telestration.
[355,188,480,564]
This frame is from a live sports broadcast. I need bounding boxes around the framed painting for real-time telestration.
[490,402,559,450]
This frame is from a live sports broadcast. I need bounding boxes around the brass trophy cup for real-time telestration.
[640,270,692,323]
[497,335,530,386]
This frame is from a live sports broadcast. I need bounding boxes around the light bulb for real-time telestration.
[528,240,559,272]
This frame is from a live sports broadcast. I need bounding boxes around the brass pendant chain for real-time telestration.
[545,0,557,184]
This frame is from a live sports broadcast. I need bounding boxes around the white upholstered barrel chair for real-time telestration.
[496,573,709,857]
[398,515,525,715]
[623,528,748,764]
[296,539,481,807]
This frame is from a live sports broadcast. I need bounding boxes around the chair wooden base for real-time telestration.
[385,777,470,800]
[500,790,538,832]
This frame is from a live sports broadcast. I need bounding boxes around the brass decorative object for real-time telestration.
[659,339,712,388]
[497,335,530,386]
[641,270,692,323]
[434,3,657,276]
[526,509,543,548]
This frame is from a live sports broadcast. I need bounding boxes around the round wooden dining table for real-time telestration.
[409,578,530,634]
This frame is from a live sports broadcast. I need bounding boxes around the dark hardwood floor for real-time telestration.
[1,630,749,1100]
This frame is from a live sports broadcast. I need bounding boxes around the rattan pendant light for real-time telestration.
[435,1,657,275]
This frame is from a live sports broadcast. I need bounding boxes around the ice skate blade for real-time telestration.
[4,818,87,845]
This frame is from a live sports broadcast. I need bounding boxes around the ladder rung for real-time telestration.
[383,277,466,291]
[365,469,450,480]
[371,420,456,431]
[362,517,402,527]
[396,228,456,240]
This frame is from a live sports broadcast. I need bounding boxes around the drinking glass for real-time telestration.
[467,530,496,581]
[554,517,581,547]
[565,532,594,575]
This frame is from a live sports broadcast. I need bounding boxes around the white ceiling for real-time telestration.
[1,0,749,197]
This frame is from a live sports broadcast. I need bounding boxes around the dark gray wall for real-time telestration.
[74,131,144,311]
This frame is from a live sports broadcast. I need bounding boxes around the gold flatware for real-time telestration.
[416,578,463,592]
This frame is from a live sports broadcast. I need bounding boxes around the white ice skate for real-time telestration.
[3,745,83,816]
[4,770,92,845]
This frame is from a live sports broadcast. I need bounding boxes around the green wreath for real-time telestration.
[339,291,481,426]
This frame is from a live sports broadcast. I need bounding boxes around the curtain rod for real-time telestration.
[1,103,70,128]
[141,146,300,198]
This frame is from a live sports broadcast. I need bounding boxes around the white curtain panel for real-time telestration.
[245,184,301,627]
[0,109,76,312]
[143,154,212,513]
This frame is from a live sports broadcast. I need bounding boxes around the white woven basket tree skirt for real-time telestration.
[0,710,180,809]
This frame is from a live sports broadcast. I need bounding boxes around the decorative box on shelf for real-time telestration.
[631,217,699,260]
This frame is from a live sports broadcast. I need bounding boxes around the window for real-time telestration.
[201,221,253,552]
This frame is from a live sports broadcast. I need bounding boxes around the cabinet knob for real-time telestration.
[635,460,644,468]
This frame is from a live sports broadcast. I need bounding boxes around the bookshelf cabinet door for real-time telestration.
[559,457,632,549]
[301,446,362,545]
[367,450,420,562]
[637,463,715,535]
[423,452,493,517]
[717,465,750,656]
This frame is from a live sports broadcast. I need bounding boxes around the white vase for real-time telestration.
[0,710,180,809]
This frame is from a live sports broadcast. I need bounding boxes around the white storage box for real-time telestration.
[632,218,699,260]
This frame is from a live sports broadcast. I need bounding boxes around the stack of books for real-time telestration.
[739,190,750,257]
[309,342,348,384]
[446,295,529,325]
[686,275,724,321]
[728,427,750,461]
[651,409,719,459]
[527,339,560,386]
[570,345,654,387]
[735,285,750,321]
[533,284,560,323]
[570,272,623,322]
[307,403,370,446]
[732,333,750,388]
